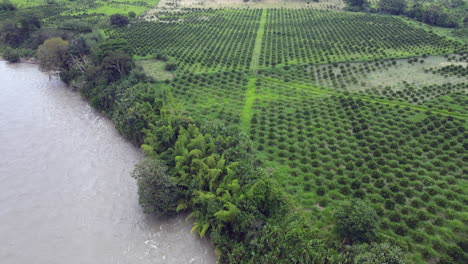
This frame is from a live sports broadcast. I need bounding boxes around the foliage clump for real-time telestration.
[349,242,407,264]
[110,14,129,27]
[132,159,178,216]
[3,47,19,62]
[334,199,378,243]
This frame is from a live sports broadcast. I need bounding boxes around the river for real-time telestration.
[0,61,216,264]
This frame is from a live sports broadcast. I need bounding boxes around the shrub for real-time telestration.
[353,242,406,264]
[132,159,178,216]
[405,216,419,228]
[3,47,19,63]
[165,58,178,71]
[0,0,15,11]
[334,199,378,243]
[110,14,129,27]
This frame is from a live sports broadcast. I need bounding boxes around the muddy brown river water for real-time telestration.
[0,61,215,264]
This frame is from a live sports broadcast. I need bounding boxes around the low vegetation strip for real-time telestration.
[240,78,257,131]
[250,9,267,75]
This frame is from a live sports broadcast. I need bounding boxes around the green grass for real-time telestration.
[240,78,257,131]
[137,60,174,81]
[250,9,267,75]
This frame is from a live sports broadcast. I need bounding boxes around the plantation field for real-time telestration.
[2,0,160,25]
[111,8,466,75]
[250,75,466,264]
[151,0,344,10]
[110,9,263,73]
[260,55,468,93]
[2,1,467,262]
[163,68,467,262]
[139,9,467,259]
[259,9,465,67]
[79,3,468,263]
[169,71,249,123]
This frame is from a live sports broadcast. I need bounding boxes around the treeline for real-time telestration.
[344,0,466,28]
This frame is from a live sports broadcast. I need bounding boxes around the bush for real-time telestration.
[3,47,19,62]
[0,0,15,11]
[353,242,406,264]
[110,14,129,27]
[132,159,179,216]
[334,199,378,243]
[165,58,178,71]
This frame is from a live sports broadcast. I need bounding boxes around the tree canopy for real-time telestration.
[378,0,407,15]
[132,159,179,216]
[334,199,379,243]
[37,37,69,73]
[110,14,129,27]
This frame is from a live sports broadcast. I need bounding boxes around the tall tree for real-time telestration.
[132,159,178,216]
[334,199,378,243]
[101,50,133,82]
[37,37,69,74]
[344,0,369,8]
[110,14,129,27]
[379,0,407,15]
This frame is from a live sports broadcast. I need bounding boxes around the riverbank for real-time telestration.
[0,56,37,64]
[0,61,216,264]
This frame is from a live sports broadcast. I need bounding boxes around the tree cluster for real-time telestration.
[110,14,129,27]
[0,0,15,11]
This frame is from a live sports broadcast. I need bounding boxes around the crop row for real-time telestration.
[258,55,468,104]
[364,83,467,109]
[249,86,466,261]
[110,9,262,73]
[168,71,249,123]
[260,9,466,67]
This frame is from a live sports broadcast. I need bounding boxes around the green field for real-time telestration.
[1,1,467,263]
[122,8,467,263]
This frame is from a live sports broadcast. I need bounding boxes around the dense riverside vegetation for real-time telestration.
[1,1,467,263]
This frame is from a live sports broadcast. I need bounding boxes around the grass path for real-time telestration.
[250,9,267,76]
[240,78,257,131]
[261,77,468,119]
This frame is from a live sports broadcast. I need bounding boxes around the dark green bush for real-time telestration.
[334,199,378,243]
[132,159,178,216]
[3,47,19,62]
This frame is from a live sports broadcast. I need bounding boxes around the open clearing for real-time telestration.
[137,60,174,81]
